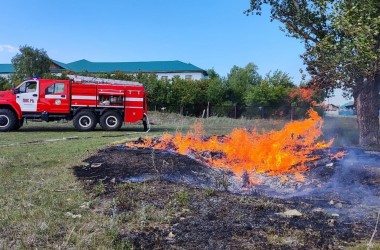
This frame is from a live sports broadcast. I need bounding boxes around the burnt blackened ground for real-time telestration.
[73,146,379,249]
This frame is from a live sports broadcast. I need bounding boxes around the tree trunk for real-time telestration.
[356,77,380,146]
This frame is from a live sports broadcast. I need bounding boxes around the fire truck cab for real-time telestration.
[0,76,148,132]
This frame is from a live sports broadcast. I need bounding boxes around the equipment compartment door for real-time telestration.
[124,88,144,122]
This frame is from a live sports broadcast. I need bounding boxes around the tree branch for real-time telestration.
[277,16,320,44]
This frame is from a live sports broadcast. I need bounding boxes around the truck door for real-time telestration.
[15,80,39,112]
[40,81,70,113]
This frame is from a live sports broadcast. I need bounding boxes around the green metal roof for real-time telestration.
[340,101,355,108]
[51,60,71,71]
[0,59,207,75]
[0,64,15,73]
[0,60,69,73]
[50,60,72,73]
[67,59,207,74]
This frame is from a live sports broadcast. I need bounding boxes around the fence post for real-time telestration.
[207,102,210,118]
[291,103,296,121]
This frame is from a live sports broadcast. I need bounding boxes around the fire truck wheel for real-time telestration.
[12,119,24,130]
[100,111,123,131]
[73,111,97,131]
[0,109,17,132]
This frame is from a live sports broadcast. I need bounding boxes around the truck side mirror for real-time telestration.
[12,88,20,94]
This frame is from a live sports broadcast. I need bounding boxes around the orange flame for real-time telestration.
[290,88,317,106]
[330,151,346,160]
[128,109,336,180]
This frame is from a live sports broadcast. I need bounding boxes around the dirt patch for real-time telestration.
[73,146,379,249]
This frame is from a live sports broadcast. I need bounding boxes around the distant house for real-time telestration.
[319,102,340,116]
[0,63,15,79]
[338,101,356,116]
[0,59,208,80]
[325,103,339,111]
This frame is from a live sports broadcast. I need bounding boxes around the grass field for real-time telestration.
[0,112,371,248]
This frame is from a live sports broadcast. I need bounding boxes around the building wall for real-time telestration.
[0,73,11,79]
[156,72,206,81]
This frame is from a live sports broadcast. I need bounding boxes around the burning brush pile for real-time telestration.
[127,109,343,188]
[74,109,380,248]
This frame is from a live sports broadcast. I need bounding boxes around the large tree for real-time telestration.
[11,45,51,79]
[245,70,295,107]
[246,0,380,146]
[226,63,262,106]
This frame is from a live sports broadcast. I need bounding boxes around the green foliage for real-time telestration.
[264,70,294,88]
[11,45,51,78]
[203,188,217,197]
[94,181,106,196]
[110,70,135,81]
[207,68,220,79]
[175,189,189,208]
[9,72,25,87]
[246,0,380,145]
[170,77,207,107]
[245,70,295,107]
[246,0,380,92]
[301,1,380,95]
[144,76,171,107]
[42,72,70,80]
[226,63,262,105]
[0,76,11,90]
[78,71,227,114]
[205,77,227,105]
[246,0,332,43]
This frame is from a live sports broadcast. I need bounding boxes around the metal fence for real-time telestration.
[148,104,324,120]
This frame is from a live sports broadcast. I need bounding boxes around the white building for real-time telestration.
[0,59,208,80]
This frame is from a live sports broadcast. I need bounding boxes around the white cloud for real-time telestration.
[0,45,18,53]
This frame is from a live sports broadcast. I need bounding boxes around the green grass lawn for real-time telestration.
[0,113,367,248]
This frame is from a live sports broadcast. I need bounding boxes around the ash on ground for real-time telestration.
[73,146,380,249]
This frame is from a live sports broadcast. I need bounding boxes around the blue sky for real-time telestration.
[0,0,349,104]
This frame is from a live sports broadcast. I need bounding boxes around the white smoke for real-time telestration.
[246,148,380,220]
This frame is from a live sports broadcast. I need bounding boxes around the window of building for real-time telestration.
[185,75,192,80]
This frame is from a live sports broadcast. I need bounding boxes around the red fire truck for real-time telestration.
[0,75,148,132]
